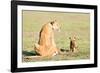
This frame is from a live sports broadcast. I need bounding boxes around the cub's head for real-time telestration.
[50,20,61,32]
[69,36,77,41]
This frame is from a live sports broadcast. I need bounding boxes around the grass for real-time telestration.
[22,10,90,62]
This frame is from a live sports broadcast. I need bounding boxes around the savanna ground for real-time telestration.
[22,10,90,62]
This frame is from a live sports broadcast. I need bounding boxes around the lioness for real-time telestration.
[34,20,61,57]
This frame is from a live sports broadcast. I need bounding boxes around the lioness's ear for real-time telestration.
[54,20,57,22]
[34,43,40,48]
[74,37,76,39]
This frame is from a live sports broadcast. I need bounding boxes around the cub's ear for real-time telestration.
[34,43,40,49]
[69,37,71,39]
[50,21,55,25]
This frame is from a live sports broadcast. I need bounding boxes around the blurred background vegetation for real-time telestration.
[22,10,90,62]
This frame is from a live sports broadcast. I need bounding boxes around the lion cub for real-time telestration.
[69,36,79,52]
[34,20,61,57]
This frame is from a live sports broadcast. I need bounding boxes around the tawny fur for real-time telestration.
[69,36,78,52]
[34,20,61,57]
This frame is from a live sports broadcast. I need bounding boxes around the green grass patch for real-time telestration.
[22,11,90,62]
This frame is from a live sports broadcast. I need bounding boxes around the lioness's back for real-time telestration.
[38,23,53,45]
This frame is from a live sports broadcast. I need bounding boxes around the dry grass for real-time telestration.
[22,10,90,62]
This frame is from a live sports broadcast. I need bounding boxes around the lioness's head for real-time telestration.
[50,20,61,32]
